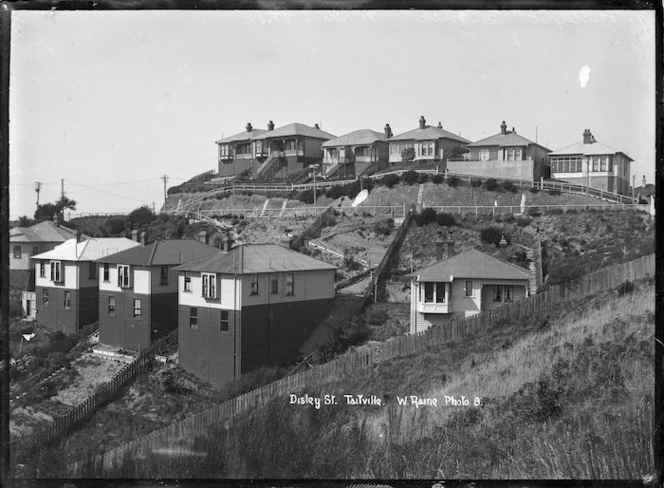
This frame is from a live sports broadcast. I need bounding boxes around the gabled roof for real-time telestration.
[32,238,141,262]
[96,239,220,266]
[215,128,267,144]
[10,220,82,243]
[252,123,336,141]
[407,249,531,282]
[173,244,337,274]
[322,129,388,147]
[390,126,469,144]
[549,140,633,160]
[467,131,548,150]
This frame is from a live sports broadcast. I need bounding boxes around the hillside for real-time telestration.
[74,278,654,478]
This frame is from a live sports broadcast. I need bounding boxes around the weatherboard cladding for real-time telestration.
[410,249,531,282]
[96,239,220,266]
[390,126,469,143]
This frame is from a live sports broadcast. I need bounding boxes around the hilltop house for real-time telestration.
[548,129,632,196]
[321,126,391,178]
[216,121,336,180]
[174,244,336,388]
[10,218,86,292]
[32,237,141,335]
[451,121,551,181]
[388,116,469,167]
[408,242,531,334]
[96,238,221,351]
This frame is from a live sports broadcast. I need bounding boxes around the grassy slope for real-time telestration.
[84,280,653,479]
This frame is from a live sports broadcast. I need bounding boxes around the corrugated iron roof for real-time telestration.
[32,238,141,262]
[173,243,337,274]
[215,128,267,144]
[10,220,81,243]
[322,129,388,147]
[252,123,336,141]
[390,126,469,144]
[548,140,633,160]
[96,239,220,266]
[467,131,547,149]
[407,249,531,281]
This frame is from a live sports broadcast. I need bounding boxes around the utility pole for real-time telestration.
[310,164,319,210]
[152,201,156,213]
[61,178,65,199]
[35,181,42,207]
[161,175,169,209]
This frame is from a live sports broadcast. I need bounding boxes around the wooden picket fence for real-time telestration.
[67,253,654,476]
[12,329,178,456]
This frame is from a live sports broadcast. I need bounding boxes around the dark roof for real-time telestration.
[390,126,469,144]
[549,140,632,160]
[467,131,549,150]
[252,123,336,141]
[407,249,531,281]
[10,220,82,243]
[96,239,221,266]
[322,129,388,147]
[215,128,266,144]
[173,244,337,274]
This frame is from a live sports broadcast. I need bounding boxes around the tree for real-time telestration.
[34,196,77,221]
[400,146,416,165]
[129,205,157,226]
[17,215,35,227]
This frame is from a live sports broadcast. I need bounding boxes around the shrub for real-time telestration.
[528,187,539,194]
[500,181,518,193]
[480,225,505,247]
[435,212,458,227]
[343,255,363,271]
[415,207,438,226]
[483,178,500,192]
[381,174,400,189]
[547,208,564,215]
[400,170,419,185]
[431,174,444,184]
[447,175,461,188]
[418,173,430,184]
[548,188,561,196]
[364,308,389,326]
[470,178,483,188]
[373,218,394,236]
[325,185,345,200]
[527,207,542,217]
[617,280,635,295]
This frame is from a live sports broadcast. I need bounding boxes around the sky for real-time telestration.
[9,9,656,220]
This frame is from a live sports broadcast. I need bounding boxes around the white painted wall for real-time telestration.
[99,263,123,292]
[178,273,241,310]
[133,269,151,295]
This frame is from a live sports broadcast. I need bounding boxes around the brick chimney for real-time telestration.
[499,234,508,260]
[446,239,455,259]
[501,121,507,135]
[75,225,82,243]
[419,116,426,130]
[246,122,253,132]
[314,123,320,129]
[198,226,208,245]
[434,231,445,261]
[52,214,59,226]
[384,123,392,138]
[642,175,646,187]
[267,120,274,131]
[131,228,139,242]
[583,129,594,144]
[222,235,232,252]
[437,122,442,129]
[139,230,147,246]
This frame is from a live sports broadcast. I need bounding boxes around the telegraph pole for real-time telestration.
[35,181,42,207]
[61,178,65,198]
[161,175,169,209]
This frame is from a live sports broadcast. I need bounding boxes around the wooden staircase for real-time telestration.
[256,153,283,179]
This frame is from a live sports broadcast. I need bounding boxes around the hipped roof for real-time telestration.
[173,243,337,274]
[322,129,388,147]
[32,238,141,262]
[252,122,336,141]
[467,131,549,151]
[96,239,220,266]
[10,220,82,243]
[215,128,267,144]
[390,126,469,143]
[407,249,531,282]
[549,140,633,160]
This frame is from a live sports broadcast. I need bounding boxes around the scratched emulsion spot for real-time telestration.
[579,66,591,88]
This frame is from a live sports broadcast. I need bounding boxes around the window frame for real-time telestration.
[220,310,230,334]
[89,261,97,280]
[202,273,217,299]
[465,280,473,297]
[270,274,279,294]
[39,261,46,278]
[189,307,198,330]
[435,282,446,303]
[250,274,259,295]
[108,296,116,317]
[505,285,514,302]
[13,246,21,259]
[183,272,192,292]
[493,285,502,302]
[160,265,169,285]
[50,261,63,283]
[117,265,131,288]
[64,291,71,310]
[424,282,434,303]
[285,273,295,296]
[42,289,49,307]
[103,263,110,282]
[133,298,141,319]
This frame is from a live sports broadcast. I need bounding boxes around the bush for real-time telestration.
[547,208,564,215]
[617,280,635,295]
[364,309,389,326]
[480,225,506,247]
[400,170,419,185]
[516,215,532,228]
[447,175,461,188]
[483,178,500,192]
[431,174,444,184]
[470,178,483,188]
[418,173,430,184]
[548,188,561,196]
[373,218,394,236]
[435,212,458,227]
[501,181,518,193]
[343,255,363,271]
[528,187,539,194]
[415,207,438,226]
[381,174,400,189]
[325,185,345,200]
[527,207,542,217]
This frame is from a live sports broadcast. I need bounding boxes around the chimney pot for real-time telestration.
[267,120,274,131]
[501,121,507,135]
[384,123,392,138]
[437,121,442,129]
[314,123,320,129]
[512,127,516,133]
[419,116,426,130]
[642,175,646,187]
[246,122,253,132]
[583,129,593,144]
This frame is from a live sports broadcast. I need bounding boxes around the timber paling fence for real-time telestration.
[66,253,655,477]
[12,329,178,457]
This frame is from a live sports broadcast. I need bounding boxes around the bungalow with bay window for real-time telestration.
[321,126,391,178]
[408,243,531,335]
[32,237,140,335]
[174,244,336,388]
[96,239,220,351]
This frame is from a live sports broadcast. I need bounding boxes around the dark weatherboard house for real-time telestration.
[32,237,141,335]
[96,239,220,351]
[174,244,336,388]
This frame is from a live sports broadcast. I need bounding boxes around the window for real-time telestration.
[493,285,502,302]
[465,281,473,297]
[479,149,490,162]
[236,143,251,155]
[89,262,97,280]
[600,157,607,171]
[184,273,192,292]
[220,310,230,334]
[42,289,49,307]
[133,298,141,318]
[250,274,259,295]
[424,282,434,303]
[286,273,294,296]
[608,157,614,172]
[435,282,446,303]
[64,291,71,310]
[254,140,263,154]
[39,261,46,278]
[202,273,216,299]
[285,139,296,151]
[118,265,130,288]
[108,296,116,316]
[13,246,21,259]
[592,156,600,172]
[50,261,62,283]
[505,286,514,302]
[189,307,198,330]
[271,274,279,294]
[103,263,110,282]
[219,144,229,158]
[160,265,169,285]
[32,246,39,256]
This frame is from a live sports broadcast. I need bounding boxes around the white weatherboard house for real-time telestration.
[408,246,531,334]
